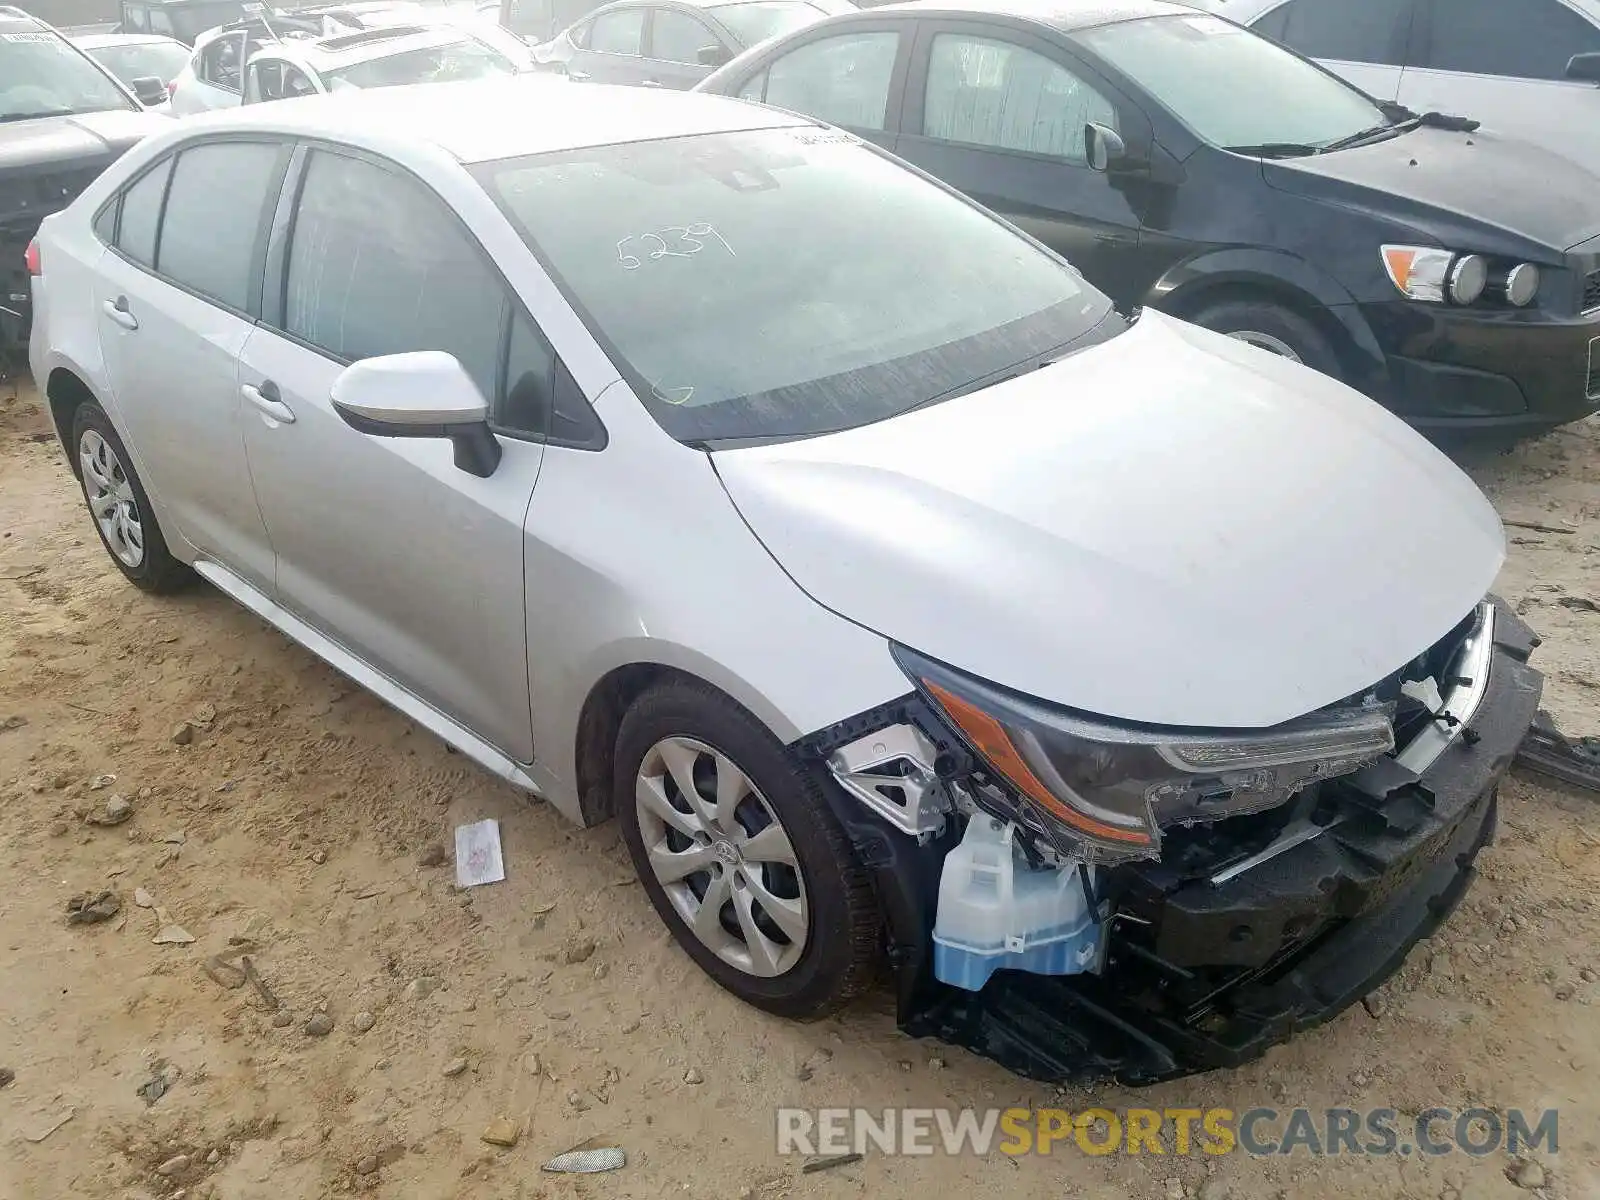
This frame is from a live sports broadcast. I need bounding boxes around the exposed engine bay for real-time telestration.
[800,598,1543,1083]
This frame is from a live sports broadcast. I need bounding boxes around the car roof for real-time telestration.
[184,73,809,160]
[257,21,481,64]
[73,31,187,47]
[866,0,1195,33]
[0,5,45,31]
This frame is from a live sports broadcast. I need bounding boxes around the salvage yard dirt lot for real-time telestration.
[1,373,1598,1200]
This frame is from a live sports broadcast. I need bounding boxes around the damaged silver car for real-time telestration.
[27,79,1542,1081]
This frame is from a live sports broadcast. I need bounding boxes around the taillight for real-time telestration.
[24,239,40,277]
[166,80,177,96]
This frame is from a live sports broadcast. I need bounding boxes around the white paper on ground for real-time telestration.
[454,818,506,888]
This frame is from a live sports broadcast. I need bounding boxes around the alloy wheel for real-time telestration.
[79,429,145,568]
[634,736,809,978]
[1225,330,1303,363]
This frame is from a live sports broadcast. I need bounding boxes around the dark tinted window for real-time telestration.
[1268,0,1410,65]
[115,158,170,264]
[589,7,645,53]
[923,35,1117,162]
[1420,0,1600,79]
[284,151,506,399]
[763,30,899,130]
[157,142,282,311]
[651,7,718,61]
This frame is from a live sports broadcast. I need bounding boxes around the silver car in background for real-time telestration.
[27,78,1540,1080]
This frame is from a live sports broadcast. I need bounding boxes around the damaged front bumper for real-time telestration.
[813,601,1543,1083]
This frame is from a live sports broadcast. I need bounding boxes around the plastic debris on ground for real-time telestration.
[454,818,506,888]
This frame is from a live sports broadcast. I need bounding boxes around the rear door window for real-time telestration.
[1261,0,1412,65]
[156,141,286,312]
[114,157,172,266]
[651,7,721,62]
[1418,0,1600,80]
[758,29,900,131]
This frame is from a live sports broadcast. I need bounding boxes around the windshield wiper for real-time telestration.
[1222,142,1324,158]
[1321,121,1407,152]
[0,107,74,123]
[1379,102,1480,132]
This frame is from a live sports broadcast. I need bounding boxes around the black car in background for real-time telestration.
[1,6,170,352]
[698,0,1600,434]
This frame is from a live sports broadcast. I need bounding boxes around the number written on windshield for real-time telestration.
[616,223,735,270]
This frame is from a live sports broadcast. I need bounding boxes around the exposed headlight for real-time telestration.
[1504,262,1540,307]
[896,647,1395,865]
[1382,245,1491,304]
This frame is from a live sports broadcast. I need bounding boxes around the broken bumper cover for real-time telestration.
[830,603,1543,1084]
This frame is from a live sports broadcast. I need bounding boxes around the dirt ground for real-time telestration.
[1,371,1597,1200]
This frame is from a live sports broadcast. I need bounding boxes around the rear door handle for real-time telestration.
[640,79,662,87]
[102,296,138,330]
[568,68,591,81]
[242,379,295,424]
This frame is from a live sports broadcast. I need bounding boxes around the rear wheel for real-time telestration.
[71,402,189,593]
[1190,298,1342,379]
[614,680,881,1019]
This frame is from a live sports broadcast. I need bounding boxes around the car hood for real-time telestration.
[0,107,170,172]
[712,312,1504,729]
[1263,125,1600,255]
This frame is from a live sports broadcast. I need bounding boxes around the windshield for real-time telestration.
[706,1,826,46]
[0,30,136,120]
[479,127,1113,443]
[325,37,515,87]
[1078,13,1388,152]
[87,40,189,84]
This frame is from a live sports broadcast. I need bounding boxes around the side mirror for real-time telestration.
[1084,122,1127,173]
[131,75,168,105]
[1567,52,1600,83]
[331,351,502,478]
[697,43,732,67]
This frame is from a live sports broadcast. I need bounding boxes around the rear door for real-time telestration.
[181,29,247,110]
[92,138,290,590]
[894,20,1152,303]
[1246,0,1413,101]
[237,144,545,761]
[720,21,911,153]
[1398,0,1600,163]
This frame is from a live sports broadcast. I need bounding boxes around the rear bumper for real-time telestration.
[844,603,1543,1083]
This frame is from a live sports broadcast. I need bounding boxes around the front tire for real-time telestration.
[71,402,189,593]
[1190,298,1342,380]
[614,680,881,1019]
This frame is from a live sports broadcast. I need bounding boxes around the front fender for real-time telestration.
[1145,247,1389,390]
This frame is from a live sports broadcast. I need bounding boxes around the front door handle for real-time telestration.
[242,379,295,424]
[102,296,138,330]
[640,78,662,87]
[568,68,591,81]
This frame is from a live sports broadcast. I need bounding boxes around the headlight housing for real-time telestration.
[896,647,1395,865]
[1381,245,1541,308]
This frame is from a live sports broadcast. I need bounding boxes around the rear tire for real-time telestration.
[614,679,881,1019]
[71,402,190,594]
[1190,298,1342,380]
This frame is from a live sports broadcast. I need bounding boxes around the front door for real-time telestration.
[642,5,723,88]
[1247,0,1414,101]
[93,139,289,591]
[567,5,650,82]
[894,23,1150,304]
[238,145,542,761]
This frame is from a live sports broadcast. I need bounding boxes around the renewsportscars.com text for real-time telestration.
[776,1107,1559,1158]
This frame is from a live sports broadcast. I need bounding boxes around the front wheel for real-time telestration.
[614,680,882,1019]
[1190,298,1342,380]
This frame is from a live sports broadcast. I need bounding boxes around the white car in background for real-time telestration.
[1192,0,1600,168]
[241,23,524,103]
[166,12,340,114]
